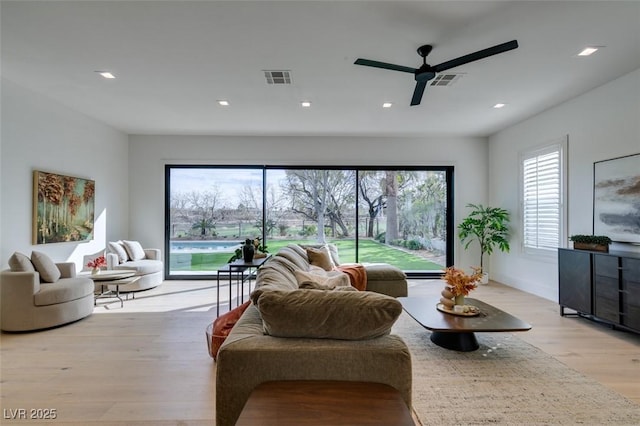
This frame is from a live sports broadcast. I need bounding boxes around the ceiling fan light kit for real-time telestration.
[354,40,519,106]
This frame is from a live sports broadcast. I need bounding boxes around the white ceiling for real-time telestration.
[2,1,639,137]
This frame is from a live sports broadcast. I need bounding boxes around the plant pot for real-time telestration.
[573,242,609,253]
[480,272,489,285]
[91,267,101,275]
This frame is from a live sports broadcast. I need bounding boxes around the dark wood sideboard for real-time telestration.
[558,248,640,334]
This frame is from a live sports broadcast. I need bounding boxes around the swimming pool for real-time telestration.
[170,240,241,253]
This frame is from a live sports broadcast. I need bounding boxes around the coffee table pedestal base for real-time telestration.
[430,331,479,352]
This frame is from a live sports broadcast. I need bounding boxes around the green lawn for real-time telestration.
[169,238,442,273]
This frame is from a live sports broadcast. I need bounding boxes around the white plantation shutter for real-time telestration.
[521,139,567,253]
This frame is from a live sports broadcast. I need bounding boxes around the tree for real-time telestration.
[186,188,222,238]
[283,170,354,242]
[170,191,190,237]
[384,171,399,243]
[238,182,287,237]
[358,171,385,238]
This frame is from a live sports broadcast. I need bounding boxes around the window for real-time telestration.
[520,137,567,254]
[165,165,453,278]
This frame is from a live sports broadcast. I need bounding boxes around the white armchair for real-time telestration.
[1,253,94,331]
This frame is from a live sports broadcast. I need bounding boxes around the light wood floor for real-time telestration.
[1,279,639,425]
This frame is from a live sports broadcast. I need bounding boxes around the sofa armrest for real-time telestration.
[56,262,76,278]
[144,249,161,261]
[1,270,40,298]
[106,253,119,269]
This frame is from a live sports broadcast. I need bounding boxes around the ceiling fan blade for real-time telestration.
[354,58,416,74]
[433,40,518,73]
[410,81,427,106]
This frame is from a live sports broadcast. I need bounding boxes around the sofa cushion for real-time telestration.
[112,259,162,275]
[34,277,93,306]
[209,301,251,361]
[254,259,299,291]
[306,246,334,271]
[364,263,407,281]
[108,241,129,263]
[30,251,61,283]
[294,269,350,289]
[254,289,402,340]
[9,252,35,272]
[122,240,146,261]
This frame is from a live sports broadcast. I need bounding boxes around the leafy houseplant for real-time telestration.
[569,235,612,253]
[458,204,510,281]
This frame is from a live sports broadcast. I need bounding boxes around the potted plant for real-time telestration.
[569,235,612,253]
[458,203,511,284]
[228,237,269,262]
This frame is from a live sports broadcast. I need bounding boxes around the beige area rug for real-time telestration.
[392,313,640,425]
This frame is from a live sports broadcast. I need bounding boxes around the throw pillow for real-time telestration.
[122,240,146,261]
[30,251,61,283]
[209,301,251,361]
[302,244,341,266]
[294,269,350,289]
[254,289,402,340]
[8,252,35,272]
[326,243,341,266]
[108,241,129,263]
[306,246,334,271]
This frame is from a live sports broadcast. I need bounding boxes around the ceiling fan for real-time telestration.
[354,40,518,106]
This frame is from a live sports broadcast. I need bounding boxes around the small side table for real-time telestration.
[216,256,270,316]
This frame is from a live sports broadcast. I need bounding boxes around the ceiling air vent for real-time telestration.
[430,73,463,87]
[264,70,292,85]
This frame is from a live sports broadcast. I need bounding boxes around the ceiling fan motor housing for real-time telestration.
[415,69,436,82]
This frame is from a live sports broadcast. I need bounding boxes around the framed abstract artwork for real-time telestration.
[593,153,640,244]
[32,170,95,244]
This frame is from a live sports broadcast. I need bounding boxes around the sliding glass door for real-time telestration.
[357,169,450,273]
[165,165,452,278]
[166,166,263,276]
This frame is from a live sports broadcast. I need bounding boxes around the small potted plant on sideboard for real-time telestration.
[569,235,612,253]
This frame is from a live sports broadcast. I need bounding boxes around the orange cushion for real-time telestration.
[210,301,251,360]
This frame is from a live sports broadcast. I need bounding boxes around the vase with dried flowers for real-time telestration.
[87,255,106,275]
[440,266,483,309]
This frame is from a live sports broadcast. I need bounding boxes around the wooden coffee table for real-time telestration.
[235,380,414,426]
[399,297,531,352]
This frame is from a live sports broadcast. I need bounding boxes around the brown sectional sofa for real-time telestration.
[215,244,412,426]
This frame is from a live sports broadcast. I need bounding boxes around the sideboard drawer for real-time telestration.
[595,296,619,323]
[595,276,618,300]
[594,254,619,279]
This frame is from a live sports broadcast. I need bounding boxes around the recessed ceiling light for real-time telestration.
[301,101,311,108]
[493,103,506,109]
[218,100,230,106]
[95,71,115,79]
[382,102,393,108]
[577,47,599,56]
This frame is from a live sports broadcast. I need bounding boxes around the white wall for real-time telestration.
[488,69,640,301]
[128,135,488,269]
[0,79,130,270]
